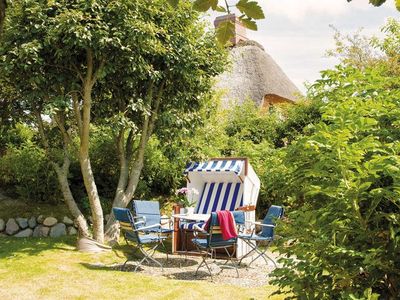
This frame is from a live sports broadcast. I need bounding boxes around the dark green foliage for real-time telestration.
[271,65,400,299]
[0,142,60,202]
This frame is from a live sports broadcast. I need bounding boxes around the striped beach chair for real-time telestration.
[179,182,244,230]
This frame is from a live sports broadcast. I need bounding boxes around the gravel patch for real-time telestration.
[88,251,280,287]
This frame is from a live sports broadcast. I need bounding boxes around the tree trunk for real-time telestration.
[104,81,165,243]
[78,50,105,243]
[104,113,151,243]
[0,0,6,36]
[54,162,90,238]
[34,107,90,238]
[80,87,104,243]
[104,139,147,242]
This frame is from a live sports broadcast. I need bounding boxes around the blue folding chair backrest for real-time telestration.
[132,200,161,227]
[260,205,284,238]
[113,207,140,243]
[207,211,245,247]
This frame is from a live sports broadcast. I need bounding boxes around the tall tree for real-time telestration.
[0,0,225,243]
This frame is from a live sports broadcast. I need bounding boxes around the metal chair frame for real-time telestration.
[113,208,168,272]
[238,222,276,267]
[192,211,244,280]
[238,205,284,268]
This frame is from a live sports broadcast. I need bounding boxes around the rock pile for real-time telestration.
[0,216,78,238]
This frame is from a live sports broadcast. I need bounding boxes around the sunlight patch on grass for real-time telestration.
[0,237,283,300]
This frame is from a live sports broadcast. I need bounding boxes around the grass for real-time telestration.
[0,236,283,300]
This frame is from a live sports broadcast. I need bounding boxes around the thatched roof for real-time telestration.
[216,40,301,108]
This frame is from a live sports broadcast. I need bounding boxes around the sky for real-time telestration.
[205,0,399,92]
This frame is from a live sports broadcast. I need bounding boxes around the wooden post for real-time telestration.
[172,204,182,253]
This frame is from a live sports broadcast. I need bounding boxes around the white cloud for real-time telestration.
[261,0,378,21]
[205,0,398,92]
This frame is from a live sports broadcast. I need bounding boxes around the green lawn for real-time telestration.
[0,237,283,300]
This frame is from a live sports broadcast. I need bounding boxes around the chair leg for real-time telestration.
[222,246,239,278]
[240,239,276,268]
[122,259,130,271]
[193,242,213,280]
[195,251,213,279]
[238,239,257,267]
[249,247,277,268]
[161,239,168,261]
[135,244,164,272]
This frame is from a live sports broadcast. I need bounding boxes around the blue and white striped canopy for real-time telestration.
[184,160,244,176]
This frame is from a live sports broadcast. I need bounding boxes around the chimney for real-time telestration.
[214,14,248,46]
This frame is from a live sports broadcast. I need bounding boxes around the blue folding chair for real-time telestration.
[132,200,173,235]
[238,205,284,268]
[192,211,245,279]
[113,207,168,271]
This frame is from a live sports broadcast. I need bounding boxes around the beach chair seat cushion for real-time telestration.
[179,221,206,230]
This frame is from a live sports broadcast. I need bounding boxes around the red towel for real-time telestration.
[217,210,238,240]
[203,211,238,240]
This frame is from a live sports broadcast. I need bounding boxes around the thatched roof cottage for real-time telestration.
[215,14,301,109]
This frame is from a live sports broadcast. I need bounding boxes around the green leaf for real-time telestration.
[167,0,179,7]
[369,0,386,7]
[215,20,235,45]
[396,0,400,11]
[236,0,265,19]
[193,0,217,12]
[240,18,258,31]
[215,5,227,13]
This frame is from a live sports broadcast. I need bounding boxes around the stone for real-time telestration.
[62,216,74,226]
[68,226,78,235]
[6,218,19,235]
[37,215,45,224]
[49,223,66,238]
[14,228,33,238]
[43,217,57,227]
[28,216,37,229]
[33,225,50,237]
[16,217,28,229]
[0,218,5,232]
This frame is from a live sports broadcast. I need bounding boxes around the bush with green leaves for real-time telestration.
[271,64,400,299]
[0,141,60,202]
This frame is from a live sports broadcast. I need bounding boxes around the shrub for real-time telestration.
[271,66,400,299]
[0,142,60,202]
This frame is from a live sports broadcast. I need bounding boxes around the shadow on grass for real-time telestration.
[166,270,211,281]
[109,238,198,267]
[0,236,76,259]
[81,255,198,273]
[80,262,144,272]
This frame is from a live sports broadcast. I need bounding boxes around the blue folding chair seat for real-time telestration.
[238,205,284,268]
[113,207,168,271]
